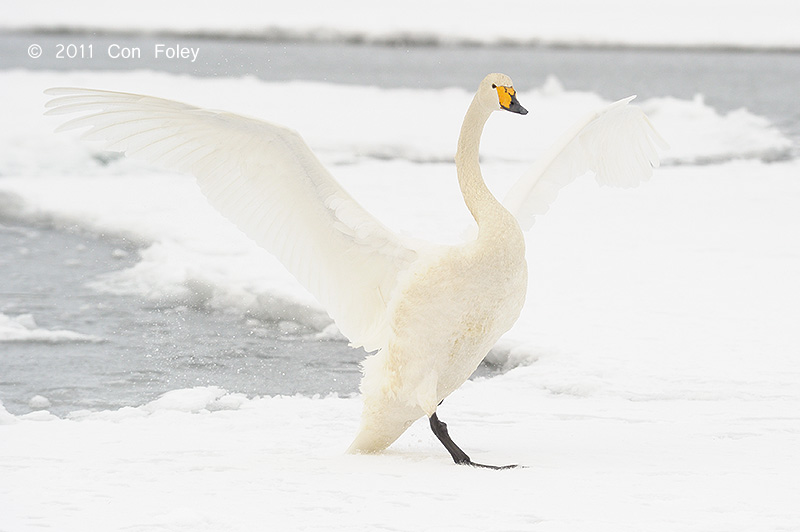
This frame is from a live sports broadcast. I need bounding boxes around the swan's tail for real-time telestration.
[347,398,424,454]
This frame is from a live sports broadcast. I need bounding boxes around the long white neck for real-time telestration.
[455,96,508,232]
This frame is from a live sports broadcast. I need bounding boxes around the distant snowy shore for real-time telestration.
[4,0,800,50]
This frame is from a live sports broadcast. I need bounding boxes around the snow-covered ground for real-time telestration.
[1,67,799,531]
[3,0,800,49]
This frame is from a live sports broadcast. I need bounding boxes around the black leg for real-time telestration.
[428,412,519,470]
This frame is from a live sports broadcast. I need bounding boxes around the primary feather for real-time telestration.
[45,88,417,351]
[503,96,668,229]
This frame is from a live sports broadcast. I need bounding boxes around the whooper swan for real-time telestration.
[44,73,666,468]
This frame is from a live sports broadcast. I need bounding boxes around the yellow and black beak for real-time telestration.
[496,86,528,115]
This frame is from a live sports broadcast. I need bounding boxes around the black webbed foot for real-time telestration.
[428,412,521,470]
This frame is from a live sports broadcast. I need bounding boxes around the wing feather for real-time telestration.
[45,88,418,351]
[504,96,668,230]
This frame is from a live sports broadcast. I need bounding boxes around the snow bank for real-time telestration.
[643,94,793,164]
[3,0,800,50]
[0,402,18,425]
[0,313,102,343]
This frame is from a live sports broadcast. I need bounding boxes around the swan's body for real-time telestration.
[351,85,528,451]
[45,74,665,466]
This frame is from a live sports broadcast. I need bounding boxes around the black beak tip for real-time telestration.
[506,93,528,115]
[507,102,528,115]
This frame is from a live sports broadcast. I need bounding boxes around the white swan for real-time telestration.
[44,73,666,468]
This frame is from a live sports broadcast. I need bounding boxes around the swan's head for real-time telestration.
[479,73,528,115]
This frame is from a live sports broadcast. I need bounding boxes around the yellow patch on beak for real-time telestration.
[496,86,516,110]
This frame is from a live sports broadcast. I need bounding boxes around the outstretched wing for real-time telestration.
[503,96,668,230]
[45,88,418,351]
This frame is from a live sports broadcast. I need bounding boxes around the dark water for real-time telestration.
[0,221,370,416]
[1,31,798,415]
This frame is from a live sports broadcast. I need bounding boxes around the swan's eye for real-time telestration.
[491,84,497,89]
